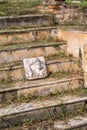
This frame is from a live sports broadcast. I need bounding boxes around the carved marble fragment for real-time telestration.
[23,57,48,80]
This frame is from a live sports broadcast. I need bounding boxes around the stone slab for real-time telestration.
[0,95,86,129]
[54,116,87,130]
[0,14,53,28]
[84,73,87,88]
[0,95,86,117]
[81,45,87,88]
[23,57,48,80]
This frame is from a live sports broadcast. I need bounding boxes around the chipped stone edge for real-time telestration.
[0,76,83,93]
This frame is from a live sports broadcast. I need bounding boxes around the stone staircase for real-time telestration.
[0,2,87,130]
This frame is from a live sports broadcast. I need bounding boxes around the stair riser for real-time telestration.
[0,44,66,64]
[0,78,83,104]
[0,60,80,82]
[18,79,83,97]
[0,102,85,129]
[55,124,87,130]
[0,15,53,28]
[74,126,87,130]
[0,28,57,46]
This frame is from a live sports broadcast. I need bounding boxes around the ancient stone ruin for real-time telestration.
[0,0,86,129]
[23,57,48,80]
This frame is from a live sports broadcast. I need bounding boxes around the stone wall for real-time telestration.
[42,0,87,26]
[56,29,87,88]
[56,29,87,57]
[55,7,87,26]
[0,15,53,28]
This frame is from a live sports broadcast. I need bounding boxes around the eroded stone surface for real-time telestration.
[84,73,87,88]
[57,30,87,58]
[23,57,48,80]
[81,45,87,88]
[54,116,87,130]
[0,95,86,129]
[0,95,86,117]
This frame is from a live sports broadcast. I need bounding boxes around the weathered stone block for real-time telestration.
[84,73,87,88]
[84,46,87,54]
[29,48,45,57]
[48,63,58,73]
[54,116,87,130]
[45,46,58,55]
[18,79,82,97]
[0,29,54,46]
[23,57,48,80]
[57,30,87,58]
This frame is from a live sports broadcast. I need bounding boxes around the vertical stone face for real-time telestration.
[57,30,87,57]
[84,73,87,88]
[54,116,87,130]
[81,45,87,71]
[43,0,65,5]
[23,57,48,80]
[81,45,87,88]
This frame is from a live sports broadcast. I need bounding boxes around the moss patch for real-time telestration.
[0,0,43,16]
[46,52,69,61]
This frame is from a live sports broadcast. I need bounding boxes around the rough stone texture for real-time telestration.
[0,60,81,82]
[0,27,57,46]
[0,96,85,116]
[43,0,65,5]
[54,116,87,130]
[48,63,58,73]
[57,29,87,57]
[39,5,87,26]
[84,46,87,54]
[45,46,58,55]
[81,45,87,72]
[55,7,87,26]
[23,57,48,80]
[0,76,83,103]
[84,73,87,88]
[80,45,87,88]
[0,91,17,104]
[0,43,66,64]
[18,78,83,97]
[0,15,53,28]
[0,95,86,128]
[0,68,25,81]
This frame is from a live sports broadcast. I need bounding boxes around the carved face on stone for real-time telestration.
[30,58,44,77]
[23,57,48,80]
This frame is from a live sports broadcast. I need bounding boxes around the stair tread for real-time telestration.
[0,14,52,19]
[0,26,58,34]
[4,114,87,130]
[0,94,86,117]
[0,41,66,51]
[0,73,83,92]
[0,58,78,70]
[0,26,86,33]
[54,115,87,130]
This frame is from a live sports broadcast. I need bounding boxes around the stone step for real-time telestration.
[0,14,54,28]
[54,115,87,130]
[0,95,86,129]
[0,0,43,16]
[0,73,83,104]
[43,0,65,6]
[0,42,66,64]
[0,26,58,46]
[0,58,81,82]
[0,26,85,46]
[4,114,87,130]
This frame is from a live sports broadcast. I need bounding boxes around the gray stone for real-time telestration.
[81,45,87,88]
[23,57,48,80]
[0,96,86,129]
[54,116,87,130]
